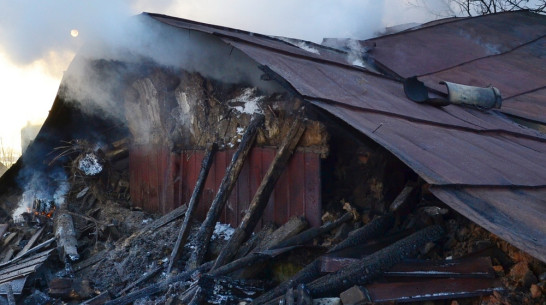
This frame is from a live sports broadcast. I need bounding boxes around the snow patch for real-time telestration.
[228,88,264,115]
[211,222,234,241]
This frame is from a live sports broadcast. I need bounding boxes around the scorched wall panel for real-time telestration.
[130,146,321,229]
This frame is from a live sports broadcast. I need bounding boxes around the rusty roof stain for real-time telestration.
[147,11,546,262]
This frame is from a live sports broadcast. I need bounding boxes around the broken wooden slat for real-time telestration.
[54,206,79,262]
[167,143,217,274]
[212,118,305,270]
[340,278,503,304]
[0,249,54,286]
[186,114,264,271]
[13,227,44,260]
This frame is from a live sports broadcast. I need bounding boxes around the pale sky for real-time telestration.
[0,0,451,156]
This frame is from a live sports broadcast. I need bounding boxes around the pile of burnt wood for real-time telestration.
[0,113,544,305]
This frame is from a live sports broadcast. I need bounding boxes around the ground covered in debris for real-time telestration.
[1,171,544,304]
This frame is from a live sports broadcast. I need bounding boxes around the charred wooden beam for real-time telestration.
[340,278,503,304]
[210,246,297,277]
[168,143,218,274]
[306,225,445,298]
[328,229,414,259]
[6,283,14,305]
[54,206,80,262]
[186,114,264,271]
[327,213,394,254]
[212,118,305,270]
[273,212,352,250]
[257,225,444,304]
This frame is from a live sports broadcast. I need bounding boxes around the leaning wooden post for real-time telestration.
[212,118,305,270]
[167,143,218,273]
[185,114,264,271]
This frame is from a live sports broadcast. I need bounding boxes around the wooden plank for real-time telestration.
[14,227,44,259]
[304,152,321,227]
[341,278,503,304]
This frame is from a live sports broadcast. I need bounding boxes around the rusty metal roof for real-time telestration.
[149,12,546,261]
[364,10,546,124]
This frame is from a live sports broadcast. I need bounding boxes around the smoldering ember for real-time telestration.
[0,10,545,305]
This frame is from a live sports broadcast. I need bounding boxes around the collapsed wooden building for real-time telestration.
[0,10,544,305]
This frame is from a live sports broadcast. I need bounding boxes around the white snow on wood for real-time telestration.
[211,222,235,241]
[228,88,264,115]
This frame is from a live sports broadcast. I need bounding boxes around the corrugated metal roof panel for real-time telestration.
[364,11,546,78]
[146,12,546,261]
[311,101,546,186]
[502,88,546,124]
[419,37,546,98]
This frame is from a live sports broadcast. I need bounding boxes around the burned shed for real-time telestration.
[0,9,544,305]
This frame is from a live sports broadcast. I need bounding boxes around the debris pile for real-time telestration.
[0,127,544,305]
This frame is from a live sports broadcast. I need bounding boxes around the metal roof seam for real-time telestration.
[362,10,536,43]
[307,97,546,143]
[415,33,546,78]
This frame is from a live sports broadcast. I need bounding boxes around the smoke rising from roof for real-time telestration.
[0,1,449,73]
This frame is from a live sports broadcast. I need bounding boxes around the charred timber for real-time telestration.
[212,118,305,270]
[306,225,445,298]
[211,217,307,276]
[273,212,352,250]
[258,225,444,304]
[54,206,80,262]
[168,143,218,273]
[186,114,264,271]
[327,213,394,253]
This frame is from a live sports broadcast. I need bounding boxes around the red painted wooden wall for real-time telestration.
[129,146,322,228]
